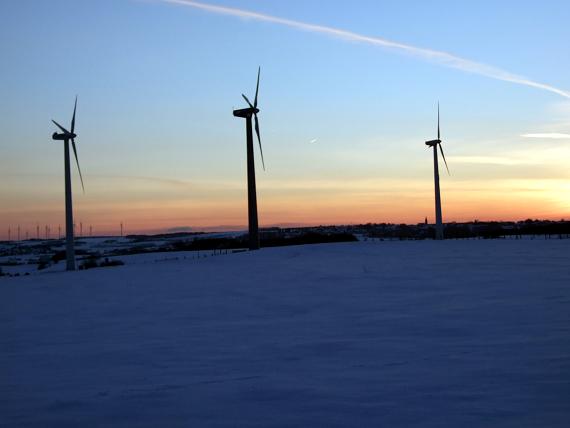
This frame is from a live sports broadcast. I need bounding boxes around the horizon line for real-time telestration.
[3,217,569,241]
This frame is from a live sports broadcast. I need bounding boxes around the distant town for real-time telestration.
[287,218,570,241]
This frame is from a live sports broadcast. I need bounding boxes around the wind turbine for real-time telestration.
[425,103,449,240]
[52,96,84,270]
[233,67,266,251]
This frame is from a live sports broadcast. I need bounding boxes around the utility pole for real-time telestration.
[36,224,39,240]
[89,225,92,237]
[80,222,83,238]
[17,225,20,241]
[120,222,123,237]
[8,227,11,241]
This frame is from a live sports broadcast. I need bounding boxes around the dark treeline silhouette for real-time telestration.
[79,257,124,271]
[115,231,357,256]
[127,232,205,242]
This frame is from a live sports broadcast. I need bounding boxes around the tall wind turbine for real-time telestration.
[233,67,266,251]
[52,96,85,271]
[425,103,449,240]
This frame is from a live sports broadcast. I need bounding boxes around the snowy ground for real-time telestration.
[1,240,569,427]
[0,232,243,276]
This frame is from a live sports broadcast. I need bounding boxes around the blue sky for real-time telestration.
[0,0,569,236]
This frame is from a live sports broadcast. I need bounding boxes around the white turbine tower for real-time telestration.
[425,103,450,240]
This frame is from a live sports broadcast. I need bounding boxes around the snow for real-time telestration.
[0,232,246,276]
[1,240,569,427]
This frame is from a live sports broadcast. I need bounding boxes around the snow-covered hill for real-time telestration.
[1,240,569,427]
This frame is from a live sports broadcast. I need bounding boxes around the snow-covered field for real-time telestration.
[0,232,249,276]
[1,240,569,427]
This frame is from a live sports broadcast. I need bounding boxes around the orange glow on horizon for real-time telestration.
[1,176,568,238]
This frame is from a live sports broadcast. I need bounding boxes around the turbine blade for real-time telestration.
[439,142,450,175]
[52,120,70,134]
[71,139,85,192]
[254,66,260,108]
[71,95,77,134]
[242,94,254,109]
[254,113,265,171]
[437,102,440,140]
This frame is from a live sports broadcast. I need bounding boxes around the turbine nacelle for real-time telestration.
[233,106,259,118]
[425,139,441,147]
[52,132,77,141]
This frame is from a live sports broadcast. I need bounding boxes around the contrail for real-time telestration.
[521,133,570,139]
[155,0,570,99]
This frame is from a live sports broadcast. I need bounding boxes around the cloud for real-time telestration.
[448,155,531,166]
[155,0,570,100]
[521,133,570,139]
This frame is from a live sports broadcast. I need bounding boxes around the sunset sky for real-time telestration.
[1,0,569,237]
